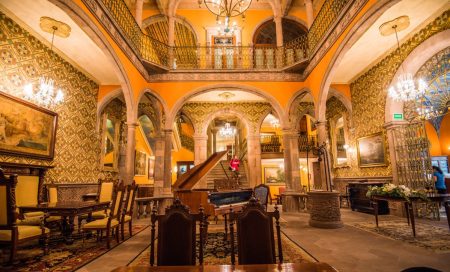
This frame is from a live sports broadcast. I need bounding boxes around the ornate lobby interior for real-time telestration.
[0,0,449,271]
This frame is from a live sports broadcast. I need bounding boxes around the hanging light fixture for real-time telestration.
[22,17,70,108]
[200,0,253,34]
[219,122,236,138]
[380,16,426,102]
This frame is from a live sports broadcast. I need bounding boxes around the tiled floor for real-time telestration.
[76,210,450,272]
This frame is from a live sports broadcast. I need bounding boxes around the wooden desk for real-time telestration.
[371,194,450,237]
[111,263,338,272]
[19,201,110,243]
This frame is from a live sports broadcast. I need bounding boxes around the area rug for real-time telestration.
[0,224,149,272]
[349,220,450,253]
[129,230,316,266]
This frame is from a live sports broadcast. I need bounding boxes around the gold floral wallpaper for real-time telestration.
[0,12,100,183]
[346,10,449,178]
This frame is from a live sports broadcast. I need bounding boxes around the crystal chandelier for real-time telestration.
[22,17,70,108]
[381,16,425,102]
[219,122,236,138]
[216,17,238,36]
[201,0,252,34]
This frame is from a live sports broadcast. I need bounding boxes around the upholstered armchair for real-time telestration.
[15,176,43,226]
[82,184,125,249]
[254,184,270,211]
[78,179,115,230]
[121,182,138,241]
[0,169,49,264]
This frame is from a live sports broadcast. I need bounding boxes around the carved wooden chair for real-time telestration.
[254,184,270,211]
[78,179,116,230]
[120,182,138,241]
[82,184,125,249]
[14,174,44,226]
[229,197,283,265]
[0,169,49,264]
[150,198,207,266]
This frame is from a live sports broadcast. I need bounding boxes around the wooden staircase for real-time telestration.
[205,160,249,189]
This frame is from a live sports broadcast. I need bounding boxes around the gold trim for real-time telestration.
[356,132,387,168]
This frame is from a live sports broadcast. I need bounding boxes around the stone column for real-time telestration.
[162,129,173,196]
[274,16,284,68]
[282,129,304,212]
[247,133,262,188]
[315,120,328,190]
[211,128,217,153]
[153,135,165,196]
[124,122,138,185]
[135,0,144,28]
[193,134,208,188]
[168,15,176,68]
[305,0,314,29]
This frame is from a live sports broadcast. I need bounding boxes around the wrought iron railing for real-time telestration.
[97,0,350,71]
[298,135,318,152]
[260,135,282,153]
[307,0,351,54]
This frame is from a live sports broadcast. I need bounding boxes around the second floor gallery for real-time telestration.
[0,0,449,271]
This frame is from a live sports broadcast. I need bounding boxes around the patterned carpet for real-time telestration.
[349,220,450,253]
[0,224,148,272]
[129,230,316,266]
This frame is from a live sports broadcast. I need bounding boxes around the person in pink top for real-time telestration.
[229,155,240,177]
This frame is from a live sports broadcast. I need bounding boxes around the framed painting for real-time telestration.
[0,91,57,160]
[135,150,147,176]
[357,132,387,167]
[264,166,285,184]
[148,156,155,179]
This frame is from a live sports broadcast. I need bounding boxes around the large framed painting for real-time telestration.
[135,150,147,176]
[147,156,155,179]
[264,166,285,184]
[0,91,57,160]
[357,132,387,167]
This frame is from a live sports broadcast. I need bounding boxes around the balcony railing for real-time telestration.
[261,135,282,153]
[298,135,318,152]
[97,0,351,71]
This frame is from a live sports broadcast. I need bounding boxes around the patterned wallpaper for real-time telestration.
[346,11,449,178]
[0,12,100,183]
[181,102,274,134]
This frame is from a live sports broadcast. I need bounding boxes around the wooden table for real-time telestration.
[82,192,98,201]
[371,194,450,237]
[135,196,174,218]
[111,263,338,272]
[19,201,110,244]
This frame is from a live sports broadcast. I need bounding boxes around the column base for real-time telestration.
[307,191,343,229]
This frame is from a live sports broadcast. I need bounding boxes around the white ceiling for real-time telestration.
[0,0,119,85]
[332,0,449,84]
[188,90,266,102]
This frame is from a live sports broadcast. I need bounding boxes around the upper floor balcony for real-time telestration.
[94,0,354,74]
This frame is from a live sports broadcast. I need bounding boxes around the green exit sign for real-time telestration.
[393,113,403,120]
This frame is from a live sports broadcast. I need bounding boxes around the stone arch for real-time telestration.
[256,107,279,133]
[141,14,199,46]
[317,0,398,122]
[199,108,251,138]
[136,88,170,129]
[251,16,307,45]
[287,88,316,131]
[385,30,450,123]
[50,0,136,123]
[328,88,352,114]
[97,87,123,131]
[166,84,287,130]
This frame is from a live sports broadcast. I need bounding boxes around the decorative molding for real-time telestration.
[148,71,305,82]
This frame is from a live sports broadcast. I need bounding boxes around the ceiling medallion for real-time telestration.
[218,91,235,101]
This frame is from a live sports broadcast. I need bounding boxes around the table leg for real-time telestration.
[145,201,152,217]
[404,202,410,226]
[407,203,416,237]
[137,202,142,219]
[444,201,450,230]
[223,214,228,241]
[63,215,75,245]
[373,200,379,227]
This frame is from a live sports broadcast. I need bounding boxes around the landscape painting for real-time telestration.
[135,150,147,176]
[264,166,285,184]
[0,92,57,159]
[357,132,387,167]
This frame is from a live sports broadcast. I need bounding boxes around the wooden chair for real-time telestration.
[150,198,207,266]
[78,179,115,230]
[229,197,282,265]
[121,182,138,241]
[254,184,270,211]
[14,174,44,226]
[82,184,125,249]
[274,186,286,205]
[0,169,49,264]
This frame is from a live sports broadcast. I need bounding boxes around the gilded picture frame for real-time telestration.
[264,166,285,184]
[357,132,387,167]
[134,150,147,176]
[0,91,58,160]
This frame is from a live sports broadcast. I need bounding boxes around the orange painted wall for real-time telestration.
[171,147,194,183]
[98,85,121,102]
[439,114,450,156]
[425,121,442,156]
[330,84,351,101]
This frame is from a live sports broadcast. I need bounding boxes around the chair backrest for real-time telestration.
[124,182,138,215]
[15,175,40,207]
[229,197,282,265]
[278,187,286,195]
[150,198,206,266]
[109,184,125,221]
[98,180,115,203]
[254,184,270,208]
[47,185,58,203]
[0,168,18,228]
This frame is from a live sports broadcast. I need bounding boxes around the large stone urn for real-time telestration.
[307,191,343,229]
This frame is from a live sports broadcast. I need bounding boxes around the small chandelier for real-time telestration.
[22,17,70,108]
[201,0,253,34]
[219,122,236,138]
[216,17,238,36]
[380,16,425,102]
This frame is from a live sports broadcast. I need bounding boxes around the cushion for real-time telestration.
[0,225,49,241]
[99,182,114,203]
[79,210,109,219]
[123,215,132,223]
[24,212,45,218]
[82,218,119,229]
[16,176,39,207]
[17,215,61,226]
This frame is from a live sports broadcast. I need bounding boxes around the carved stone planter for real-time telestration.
[307,191,343,229]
